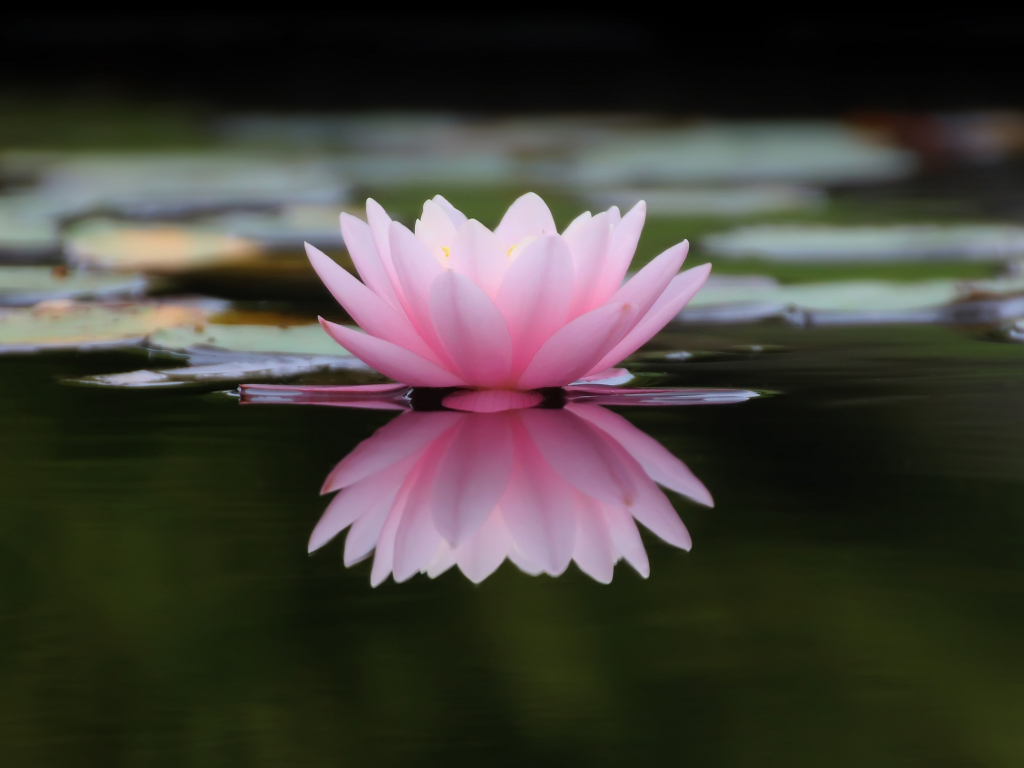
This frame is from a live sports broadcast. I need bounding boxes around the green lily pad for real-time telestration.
[64,220,265,273]
[576,122,917,186]
[681,274,1024,324]
[148,322,349,357]
[703,224,1024,262]
[0,301,211,353]
[591,184,826,217]
[0,266,148,306]
[72,322,363,388]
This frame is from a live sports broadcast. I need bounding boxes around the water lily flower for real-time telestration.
[307,402,712,586]
[305,193,710,390]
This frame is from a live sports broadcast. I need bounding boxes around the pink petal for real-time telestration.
[417,198,458,248]
[566,403,713,506]
[431,412,514,546]
[572,492,616,584]
[425,542,458,579]
[393,445,449,583]
[507,544,544,576]
[601,502,650,578]
[587,263,711,375]
[365,198,403,301]
[494,192,557,251]
[515,302,638,390]
[564,211,611,318]
[629,471,692,551]
[429,270,513,388]
[499,421,577,576]
[561,210,591,238]
[448,219,509,297]
[370,481,413,589]
[455,509,511,583]
[319,319,464,388]
[598,436,692,550]
[609,240,689,329]
[495,235,574,377]
[388,222,451,362]
[594,201,646,304]
[339,212,402,309]
[250,383,407,395]
[519,408,637,506]
[431,195,468,228]
[369,462,422,586]
[321,410,461,492]
[441,389,543,413]
[306,243,442,364]
[310,456,415,552]
[606,205,622,226]
[344,493,399,567]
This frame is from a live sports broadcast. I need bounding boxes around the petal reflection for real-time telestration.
[310,404,711,586]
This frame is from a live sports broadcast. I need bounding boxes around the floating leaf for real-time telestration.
[680,274,1024,325]
[0,266,148,306]
[0,300,210,353]
[75,355,368,389]
[575,123,917,186]
[64,220,264,273]
[590,184,825,217]
[70,321,369,388]
[147,322,350,357]
[6,151,348,218]
[0,196,62,261]
[703,224,1024,262]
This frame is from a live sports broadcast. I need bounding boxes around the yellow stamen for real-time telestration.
[441,246,450,259]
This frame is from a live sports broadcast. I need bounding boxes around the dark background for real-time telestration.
[4,12,1024,113]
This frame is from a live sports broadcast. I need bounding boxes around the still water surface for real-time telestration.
[1,322,1022,766]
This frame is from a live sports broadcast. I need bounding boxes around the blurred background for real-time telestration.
[2,12,1024,767]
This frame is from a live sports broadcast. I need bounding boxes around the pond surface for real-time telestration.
[2,321,1021,766]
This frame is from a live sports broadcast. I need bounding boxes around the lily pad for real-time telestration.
[0,196,63,261]
[147,322,350,357]
[575,122,917,186]
[703,224,1024,262]
[7,151,348,218]
[590,184,825,217]
[64,220,264,273]
[69,321,368,388]
[680,274,1024,325]
[74,355,368,389]
[0,300,211,353]
[0,266,148,306]
[208,204,347,250]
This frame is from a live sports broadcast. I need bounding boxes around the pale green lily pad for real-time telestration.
[0,301,211,353]
[74,355,367,389]
[681,274,1024,325]
[576,122,917,186]
[703,224,1024,262]
[5,151,348,217]
[209,204,345,249]
[0,196,62,260]
[591,184,825,217]
[148,323,350,357]
[73,322,363,388]
[0,266,148,306]
[64,220,264,273]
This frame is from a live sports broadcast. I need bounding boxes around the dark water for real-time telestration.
[2,322,1022,766]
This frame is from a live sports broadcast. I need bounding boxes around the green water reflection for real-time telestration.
[1,324,1021,766]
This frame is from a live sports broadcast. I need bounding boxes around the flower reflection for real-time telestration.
[308,402,712,586]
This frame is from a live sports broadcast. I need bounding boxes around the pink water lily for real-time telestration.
[305,193,710,390]
[309,402,712,585]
